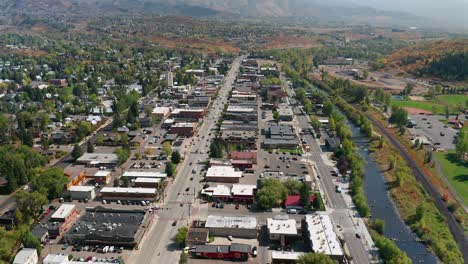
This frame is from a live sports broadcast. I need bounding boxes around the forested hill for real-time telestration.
[420,52,468,81]
[385,39,468,81]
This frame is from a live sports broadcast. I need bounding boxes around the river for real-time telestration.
[346,119,438,263]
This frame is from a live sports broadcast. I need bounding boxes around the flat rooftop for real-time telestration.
[201,185,231,197]
[122,171,167,178]
[100,187,157,194]
[68,186,95,192]
[206,166,243,178]
[305,214,343,256]
[65,207,146,244]
[231,184,256,196]
[267,216,297,235]
[94,170,111,177]
[206,215,257,229]
[134,178,161,183]
[51,204,76,220]
[76,153,118,164]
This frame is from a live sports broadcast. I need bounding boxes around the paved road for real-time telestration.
[127,56,244,264]
[367,112,468,263]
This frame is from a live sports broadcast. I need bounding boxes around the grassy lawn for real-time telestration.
[391,100,445,114]
[436,95,468,106]
[278,147,303,154]
[434,151,468,204]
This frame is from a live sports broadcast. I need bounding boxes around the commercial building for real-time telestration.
[169,122,197,136]
[88,170,112,184]
[49,204,80,236]
[263,125,298,149]
[304,214,344,261]
[267,216,299,246]
[43,254,106,264]
[76,153,118,167]
[134,177,161,188]
[185,228,209,246]
[13,248,38,264]
[68,185,96,200]
[200,185,232,201]
[190,243,251,261]
[231,184,257,203]
[171,108,206,120]
[188,96,211,107]
[63,207,150,248]
[152,106,171,118]
[63,168,87,188]
[121,171,167,180]
[278,103,294,121]
[205,215,257,238]
[271,251,304,264]
[100,187,157,200]
[205,166,243,183]
[201,184,256,203]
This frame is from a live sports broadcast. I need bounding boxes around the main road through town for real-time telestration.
[127,56,244,264]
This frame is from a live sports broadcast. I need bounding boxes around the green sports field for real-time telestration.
[434,151,468,204]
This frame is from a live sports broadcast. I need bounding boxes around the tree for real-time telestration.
[300,183,311,209]
[445,105,450,119]
[171,150,181,164]
[87,141,94,153]
[323,101,334,116]
[162,142,172,156]
[22,230,42,254]
[370,219,385,235]
[455,126,468,161]
[272,110,279,122]
[165,162,176,177]
[71,144,83,161]
[175,226,188,246]
[15,190,48,220]
[31,168,68,200]
[310,115,321,132]
[363,69,369,80]
[96,134,104,145]
[389,106,408,129]
[283,179,303,195]
[403,83,414,95]
[297,253,335,264]
[114,147,130,165]
[209,142,223,158]
[256,179,288,209]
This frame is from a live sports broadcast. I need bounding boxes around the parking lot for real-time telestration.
[408,114,460,150]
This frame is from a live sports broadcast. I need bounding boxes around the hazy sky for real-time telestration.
[348,0,467,27]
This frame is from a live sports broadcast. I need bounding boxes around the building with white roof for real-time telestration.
[304,214,344,259]
[205,215,258,238]
[152,106,171,118]
[43,254,107,264]
[271,251,304,262]
[206,166,243,183]
[13,248,38,264]
[76,153,118,167]
[231,184,256,197]
[89,170,112,184]
[68,185,96,200]
[201,185,232,199]
[43,254,68,264]
[267,216,299,245]
[226,106,256,113]
[51,204,78,222]
[122,171,167,179]
[100,187,157,200]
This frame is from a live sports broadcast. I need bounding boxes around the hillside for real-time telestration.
[0,0,428,27]
[386,39,468,80]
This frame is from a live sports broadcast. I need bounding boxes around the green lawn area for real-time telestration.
[391,100,445,114]
[436,95,468,106]
[434,151,468,204]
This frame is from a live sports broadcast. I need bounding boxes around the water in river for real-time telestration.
[347,120,438,263]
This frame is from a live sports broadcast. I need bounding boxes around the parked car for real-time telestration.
[227,235,233,241]
[287,209,297,214]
